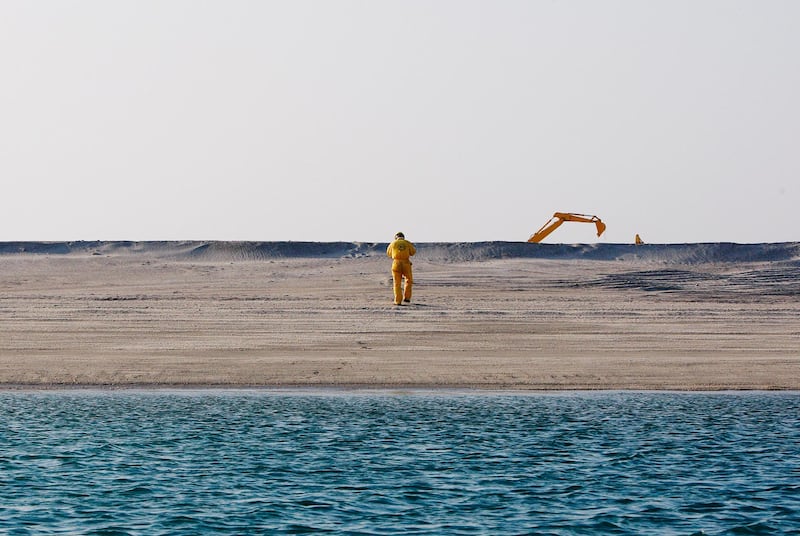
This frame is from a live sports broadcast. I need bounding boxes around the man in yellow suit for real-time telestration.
[386,232,416,305]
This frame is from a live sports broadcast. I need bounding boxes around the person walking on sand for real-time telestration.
[387,232,416,305]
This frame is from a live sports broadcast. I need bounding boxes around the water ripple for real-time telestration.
[1,391,798,535]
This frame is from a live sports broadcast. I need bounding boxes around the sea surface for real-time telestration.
[1,391,798,535]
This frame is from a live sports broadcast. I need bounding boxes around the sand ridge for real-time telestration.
[2,240,799,263]
[0,241,798,390]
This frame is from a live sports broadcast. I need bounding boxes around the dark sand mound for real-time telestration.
[1,241,798,264]
[417,242,800,264]
[0,241,380,260]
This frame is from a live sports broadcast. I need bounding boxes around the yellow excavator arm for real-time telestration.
[527,212,606,243]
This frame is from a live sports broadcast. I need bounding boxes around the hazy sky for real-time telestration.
[2,1,798,243]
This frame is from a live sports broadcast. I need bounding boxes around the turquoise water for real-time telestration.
[1,391,798,535]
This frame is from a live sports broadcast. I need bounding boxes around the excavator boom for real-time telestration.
[528,212,606,243]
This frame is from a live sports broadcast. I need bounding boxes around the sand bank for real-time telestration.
[1,241,798,390]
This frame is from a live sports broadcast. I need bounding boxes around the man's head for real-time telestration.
[395,232,405,240]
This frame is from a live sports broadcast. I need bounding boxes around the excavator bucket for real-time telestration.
[594,220,606,237]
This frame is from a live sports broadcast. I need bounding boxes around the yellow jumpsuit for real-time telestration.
[386,238,416,305]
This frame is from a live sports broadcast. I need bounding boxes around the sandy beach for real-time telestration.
[0,241,798,390]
